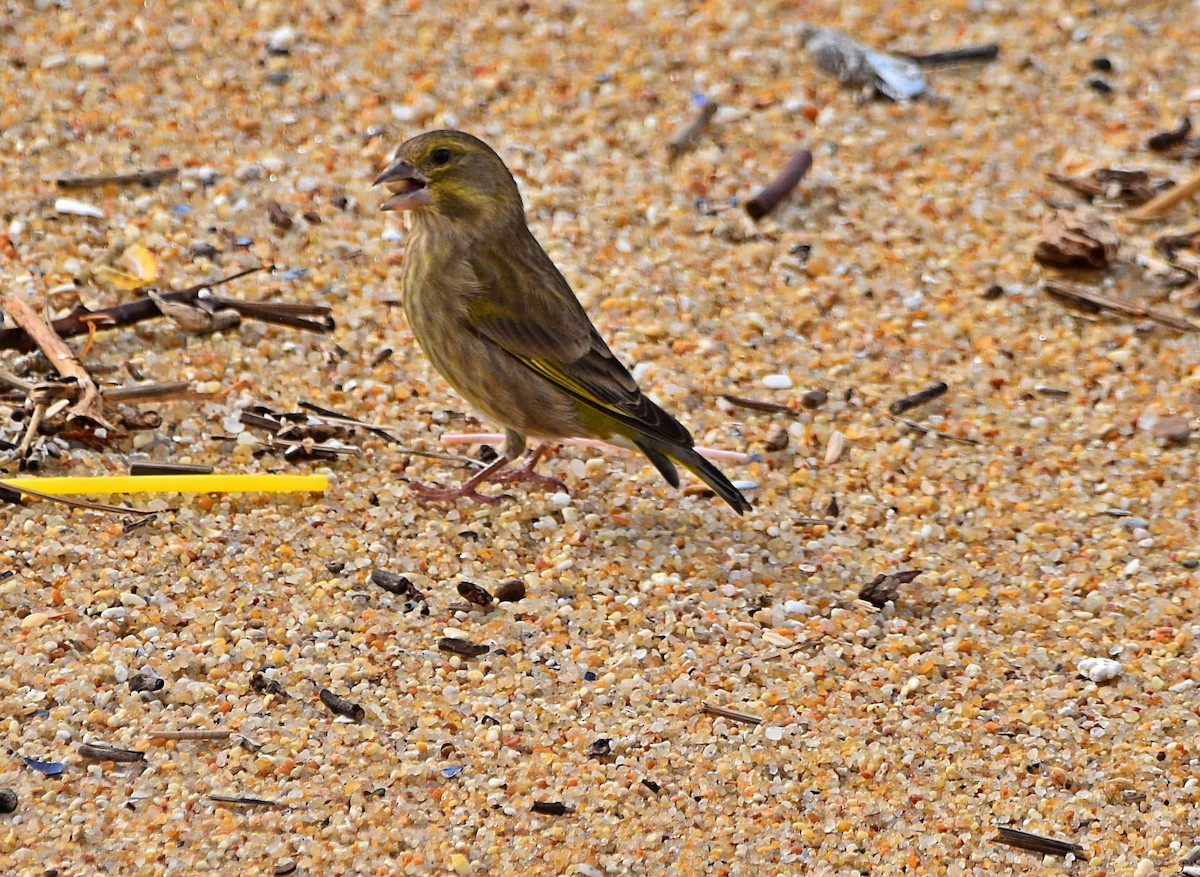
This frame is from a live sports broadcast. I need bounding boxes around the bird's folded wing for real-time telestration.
[466,248,693,447]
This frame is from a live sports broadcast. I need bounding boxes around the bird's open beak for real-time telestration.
[373,158,432,212]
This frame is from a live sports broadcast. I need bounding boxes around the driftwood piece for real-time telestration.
[2,296,114,429]
[1042,279,1200,332]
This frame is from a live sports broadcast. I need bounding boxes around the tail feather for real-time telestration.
[634,441,680,488]
[635,439,751,514]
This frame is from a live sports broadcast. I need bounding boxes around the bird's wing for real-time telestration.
[465,238,693,447]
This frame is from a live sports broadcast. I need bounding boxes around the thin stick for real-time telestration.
[902,44,999,67]
[700,703,764,725]
[146,729,234,740]
[439,432,751,463]
[667,99,719,162]
[889,415,982,445]
[1042,279,1200,332]
[0,479,156,515]
[3,296,113,428]
[746,150,813,220]
[1129,166,1200,221]
[993,826,1085,858]
[55,167,179,190]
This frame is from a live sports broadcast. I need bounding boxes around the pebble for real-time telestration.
[761,373,793,390]
[1078,657,1124,683]
[266,25,297,54]
[75,52,107,70]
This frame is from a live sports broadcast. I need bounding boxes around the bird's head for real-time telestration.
[373,130,524,226]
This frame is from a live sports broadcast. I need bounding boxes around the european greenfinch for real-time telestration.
[374,129,751,514]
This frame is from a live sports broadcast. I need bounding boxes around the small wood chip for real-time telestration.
[146,729,234,741]
[1130,166,1200,220]
[666,98,719,162]
[456,580,494,607]
[438,637,490,658]
[207,793,280,807]
[888,382,948,415]
[860,569,923,607]
[1033,207,1119,268]
[719,393,793,415]
[700,703,764,725]
[55,167,179,189]
[78,743,146,763]
[1147,117,1191,151]
[319,688,365,721]
[1042,279,1200,332]
[531,801,574,815]
[993,826,1085,858]
[762,422,789,452]
[746,149,813,220]
[370,569,424,598]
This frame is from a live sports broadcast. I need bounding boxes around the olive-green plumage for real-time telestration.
[374,129,750,514]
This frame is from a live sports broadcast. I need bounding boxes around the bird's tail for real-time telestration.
[634,440,752,515]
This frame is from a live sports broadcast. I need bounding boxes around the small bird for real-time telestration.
[374,130,751,514]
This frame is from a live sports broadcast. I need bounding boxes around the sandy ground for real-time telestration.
[2,0,1200,874]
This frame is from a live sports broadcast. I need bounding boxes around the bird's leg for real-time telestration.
[408,437,566,505]
[492,443,567,491]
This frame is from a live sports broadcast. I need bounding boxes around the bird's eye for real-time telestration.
[430,147,453,166]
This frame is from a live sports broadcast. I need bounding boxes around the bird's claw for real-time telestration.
[408,480,507,505]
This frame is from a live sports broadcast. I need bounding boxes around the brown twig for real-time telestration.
[2,296,113,428]
[667,99,719,162]
[55,167,179,190]
[1129,166,1200,221]
[746,150,813,220]
[0,478,156,515]
[1042,279,1200,332]
[0,266,271,353]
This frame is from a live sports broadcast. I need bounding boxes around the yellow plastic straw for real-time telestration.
[0,474,328,496]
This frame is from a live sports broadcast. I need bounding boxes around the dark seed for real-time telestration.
[0,788,16,814]
[457,580,495,607]
[1088,78,1113,94]
[494,580,526,603]
[78,743,146,763]
[531,801,573,815]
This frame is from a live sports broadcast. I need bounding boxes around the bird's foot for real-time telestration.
[408,479,506,505]
[492,444,567,492]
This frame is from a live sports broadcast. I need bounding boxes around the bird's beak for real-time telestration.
[373,158,432,212]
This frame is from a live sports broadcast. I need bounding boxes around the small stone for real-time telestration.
[800,389,827,409]
[1078,656,1123,683]
[0,788,16,814]
[763,726,784,742]
[1132,859,1154,877]
[266,25,297,54]
[1149,414,1190,443]
[494,580,526,603]
[75,52,108,70]
[762,373,793,390]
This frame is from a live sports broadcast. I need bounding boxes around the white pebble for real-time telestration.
[549,491,572,506]
[75,52,107,70]
[783,600,811,615]
[1078,657,1123,683]
[763,725,784,742]
[572,866,605,877]
[1133,860,1154,877]
[266,25,297,53]
[295,176,320,194]
[55,197,104,218]
[119,592,147,608]
[99,607,127,620]
[762,373,793,390]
